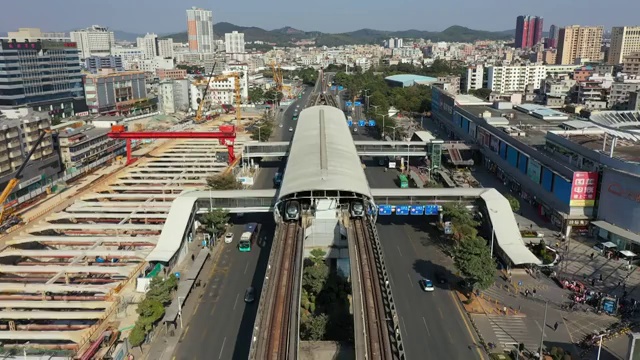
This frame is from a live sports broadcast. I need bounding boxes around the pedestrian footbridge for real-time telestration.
[148,105,540,268]
[241,140,474,158]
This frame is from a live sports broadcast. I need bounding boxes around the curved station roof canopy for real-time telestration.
[278,105,372,201]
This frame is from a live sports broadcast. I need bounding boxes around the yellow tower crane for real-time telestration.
[270,61,283,93]
[193,70,243,129]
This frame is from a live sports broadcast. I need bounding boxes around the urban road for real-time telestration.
[171,89,310,360]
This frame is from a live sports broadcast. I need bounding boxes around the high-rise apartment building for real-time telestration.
[137,33,158,60]
[186,7,214,53]
[70,25,115,60]
[84,71,148,115]
[622,52,640,77]
[556,25,604,65]
[609,26,640,65]
[515,15,543,48]
[0,39,84,116]
[158,38,174,58]
[224,31,245,53]
[546,24,559,48]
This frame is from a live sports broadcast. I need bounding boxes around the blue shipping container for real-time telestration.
[552,176,572,204]
[542,167,554,192]
[463,118,470,133]
[518,154,528,174]
[506,146,518,168]
[499,142,507,159]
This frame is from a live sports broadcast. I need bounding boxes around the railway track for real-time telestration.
[353,218,393,359]
[266,222,299,360]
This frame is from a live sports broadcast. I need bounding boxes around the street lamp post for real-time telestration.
[377,114,387,138]
[538,300,548,360]
[256,124,266,142]
[596,333,605,360]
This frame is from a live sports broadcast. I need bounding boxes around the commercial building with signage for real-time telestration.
[431,87,596,231]
[84,71,152,115]
[0,39,85,118]
[594,168,640,251]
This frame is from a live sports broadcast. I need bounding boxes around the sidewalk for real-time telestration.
[140,238,221,360]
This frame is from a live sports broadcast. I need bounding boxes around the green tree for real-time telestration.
[303,249,329,295]
[301,313,329,341]
[136,298,165,331]
[250,122,274,141]
[442,203,480,242]
[453,236,496,291]
[263,89,284,103]
[505,194,521,213]
[248,87,265,104]
[145,274,178,305]
[128,322,147,348]
[201,208,230,236]
[206,173,243,190]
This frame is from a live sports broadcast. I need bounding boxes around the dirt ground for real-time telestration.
[299,341,355,360]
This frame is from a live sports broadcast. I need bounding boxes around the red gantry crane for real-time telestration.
[108,124,237,165]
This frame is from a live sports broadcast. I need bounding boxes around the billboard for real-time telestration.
[569,171,599,207]
[527,159,542,184]
[597,169,640,233]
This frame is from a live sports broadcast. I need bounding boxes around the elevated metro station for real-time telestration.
[150,105,540,269]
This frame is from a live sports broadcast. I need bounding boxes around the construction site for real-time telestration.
[0,111,259,358]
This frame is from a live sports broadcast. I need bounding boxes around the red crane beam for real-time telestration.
[107,128,236,165]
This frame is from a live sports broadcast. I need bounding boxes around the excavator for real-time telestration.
[0,130,50,229]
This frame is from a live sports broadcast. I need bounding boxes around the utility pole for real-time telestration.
[538,301,548,360]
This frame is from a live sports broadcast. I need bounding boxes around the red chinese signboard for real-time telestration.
[570,171,599,207]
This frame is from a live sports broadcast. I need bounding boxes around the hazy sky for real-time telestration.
[2,0,639,34]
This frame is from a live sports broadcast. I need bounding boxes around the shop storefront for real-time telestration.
[592,168,640,252]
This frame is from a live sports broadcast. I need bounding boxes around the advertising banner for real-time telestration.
[527,159,542,184]
[569,171,599,207]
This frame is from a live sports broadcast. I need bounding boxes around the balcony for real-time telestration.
[0,153,8,162]
[10,160,23,168]
[0,163,11,175]
[7,140,20,149]
[6,130,19,139]
[9,150,22,158]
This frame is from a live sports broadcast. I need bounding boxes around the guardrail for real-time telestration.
[249,223,285,359]
[367,216,406,359]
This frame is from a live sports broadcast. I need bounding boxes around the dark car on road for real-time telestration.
[244,287,255,303]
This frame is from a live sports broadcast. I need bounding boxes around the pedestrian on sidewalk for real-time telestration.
[191,254,195,261]
[553,322,559,331]
[599,273,603,282]
[590,253,595,260]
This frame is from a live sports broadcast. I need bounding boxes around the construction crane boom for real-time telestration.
[0,130,50,222]
[194,62,217,124]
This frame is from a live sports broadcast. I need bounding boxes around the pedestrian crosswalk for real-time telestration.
[486,314,539,352]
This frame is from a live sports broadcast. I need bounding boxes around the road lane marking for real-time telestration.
[401,317,409,343]
[244,261,250,274]
[233,293,240,310]
[422,317,431,337]
[218,337,227,359]
[407,273,414,288]
[397,246,403,257]
[438,307,444,319]
[449,290,484,359]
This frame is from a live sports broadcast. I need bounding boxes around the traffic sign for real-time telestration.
[355,101,361,106]
[378,205,392,215]
[338,86,344,90]
[424,205,440,215]
[410,205,424,215]
[368,120,376,127]
[395,205,410,215]
[346,101,352,107]
[358,120,365,127]
[347,120,353,127]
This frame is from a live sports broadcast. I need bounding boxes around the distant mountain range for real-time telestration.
[156,22,515,46]
[1,23,515,45]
